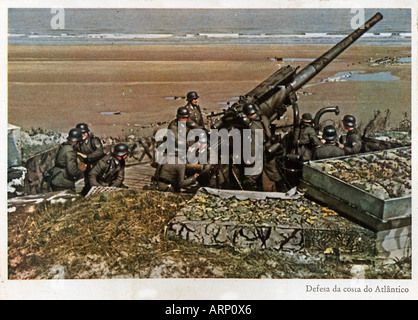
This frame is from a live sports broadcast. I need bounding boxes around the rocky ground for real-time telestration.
[8,189,411,280]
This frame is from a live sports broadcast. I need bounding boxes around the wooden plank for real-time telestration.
[124,161,155,190]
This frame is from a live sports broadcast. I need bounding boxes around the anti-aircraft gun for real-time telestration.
[202,13,383,190]
[211,12,383,130]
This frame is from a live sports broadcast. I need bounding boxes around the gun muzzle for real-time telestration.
[290,12,383,91]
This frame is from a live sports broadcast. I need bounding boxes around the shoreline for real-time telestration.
[8,44,411,138]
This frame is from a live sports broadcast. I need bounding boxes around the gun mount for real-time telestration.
[201,13,384,192]
[212,12,383,130]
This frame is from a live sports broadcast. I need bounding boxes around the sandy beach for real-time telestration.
[8,44,411,138]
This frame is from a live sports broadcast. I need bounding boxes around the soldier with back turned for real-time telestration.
[152,151,199,193]
[313,125,345,160]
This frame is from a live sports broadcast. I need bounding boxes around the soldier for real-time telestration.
[49,128,85,192]
[88,143,129,189]
[75,123,105,195]
[338,115,363,155]
[187,130,208,165]
[297,113,322,161]
[167,107,195,149]
[184,91,205,129]
[152,151,199,192]
[241,103,271,191]
[313,125,345,160]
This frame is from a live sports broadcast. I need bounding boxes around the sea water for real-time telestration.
[8,8,411,46]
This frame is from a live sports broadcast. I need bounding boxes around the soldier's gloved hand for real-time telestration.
[77,152,88,159]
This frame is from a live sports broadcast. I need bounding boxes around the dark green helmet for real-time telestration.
[301,113,313,122]
[322,125,337,141]
[67,128,83,142]
[342,115,356,127]
[112,143,129,157]
[186,91,199,101]
[176,107,190,118]
[243,103,257,116]
[76,123,90,133]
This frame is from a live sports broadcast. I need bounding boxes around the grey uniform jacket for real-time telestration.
[157,162,196,192]
[343,128,362,155]
[88,154,125,188]
[50,142,84,191]
[313,142,345,160]
[298,125,322,161]
[79,135,105,166]
[184,102,205,129]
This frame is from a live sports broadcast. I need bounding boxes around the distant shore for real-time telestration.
[8,44,411,138]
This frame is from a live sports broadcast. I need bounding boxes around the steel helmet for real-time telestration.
[243,103,257,116]
[67,128,83,142]
[176,107,190,118]
[301,113,313,122]
[322,125,337,141]
[76,123,90,133]
[112,143,129,157]
[342,115,356,127]
[186,91,199,101]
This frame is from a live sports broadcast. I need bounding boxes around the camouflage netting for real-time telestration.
[308,147,411,199]
[168,188,375,255]
[20,128,67,162]
[8,189,411,279]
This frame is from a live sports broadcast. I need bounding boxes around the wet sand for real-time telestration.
[8,44,411,138]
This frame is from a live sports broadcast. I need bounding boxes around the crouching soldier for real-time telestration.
[49,128,86,192]
[88,143,129,190]
[75,123,105,195]
[152,151,199,193]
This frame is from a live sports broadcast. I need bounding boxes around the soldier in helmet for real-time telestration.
[338,115,362,155]
[76,123,105,164]
[49,128,86,192]
[240,103,272,191]
[296,113,322,161]
[184,91,205,129]
[151,150,199,193]
[167,107,195,149]
[75,123,105,195]
[243,103,272,143]
[313,125,345,160]
[88,143,129,189]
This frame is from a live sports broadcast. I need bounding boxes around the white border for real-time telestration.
[1,0,417,300]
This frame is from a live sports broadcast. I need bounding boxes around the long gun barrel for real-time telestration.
[212,12,383,130]
[289,12,383,91]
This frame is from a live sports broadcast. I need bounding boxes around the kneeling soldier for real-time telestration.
[88,143,129,189]
[153,151,199,192]
[50,128,85,192]
[75,123,105,195]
